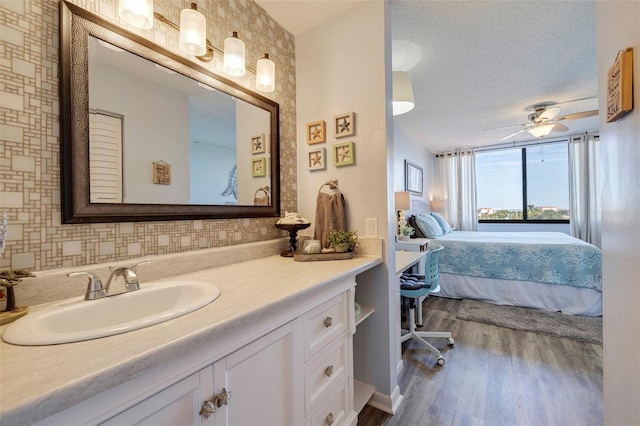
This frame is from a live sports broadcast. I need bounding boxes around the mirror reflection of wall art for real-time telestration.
[333,141,355,167]
[251,134,266,154]
[306,120,326,144]
[334,112,355,138]
[152,161,171,185]
[308,147,326,171]
[251,157,267,177]
[404,160,423,195]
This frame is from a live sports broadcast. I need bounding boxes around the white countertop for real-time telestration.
[0,254,381,425]
[395,250,426,274]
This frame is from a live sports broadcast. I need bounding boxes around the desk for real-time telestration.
[394,250,427,375]
[396,238,431,252]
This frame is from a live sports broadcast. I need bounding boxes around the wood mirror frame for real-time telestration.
[60,1,280,223]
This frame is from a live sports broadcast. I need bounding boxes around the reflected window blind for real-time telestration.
[89,112,123,203]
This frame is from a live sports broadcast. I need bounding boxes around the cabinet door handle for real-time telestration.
[200,400,216,419]
[324,316,333,327]
[214,387,232,407]
[324,365,334,377]
[326,412,335,425]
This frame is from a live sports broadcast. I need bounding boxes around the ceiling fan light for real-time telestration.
[528,124,555,138]
[179,3,207,57]
[392,71,415,116]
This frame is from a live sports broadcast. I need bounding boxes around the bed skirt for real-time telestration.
[436,273,602,316]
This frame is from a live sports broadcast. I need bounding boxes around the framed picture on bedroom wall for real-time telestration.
[405,160,423,195]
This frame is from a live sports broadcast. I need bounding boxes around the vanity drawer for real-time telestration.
[304,293,347,360]
[305,334,348,415]
[309,376,350,426]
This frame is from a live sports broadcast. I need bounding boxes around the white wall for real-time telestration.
[394,125,434,209]
[296,1,401,408]
[596,2,640,425]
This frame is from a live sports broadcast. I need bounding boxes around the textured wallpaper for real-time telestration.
[0,0,297,271]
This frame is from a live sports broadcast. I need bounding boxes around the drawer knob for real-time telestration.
[324,316,333,327]
[200,400,216,419]
[325,365,334,377]
[326,412,335,425]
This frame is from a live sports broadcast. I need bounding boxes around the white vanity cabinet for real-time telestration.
[37,285,356,426]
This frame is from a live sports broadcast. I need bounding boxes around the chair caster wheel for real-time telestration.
[436,356,445,366]
[447,337,455,346]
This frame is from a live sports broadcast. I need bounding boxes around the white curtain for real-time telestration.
[439,149,478,231]
[569,133,601,247]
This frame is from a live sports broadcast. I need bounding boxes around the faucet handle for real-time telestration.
[131,260,152,273]
[67,271,107,300]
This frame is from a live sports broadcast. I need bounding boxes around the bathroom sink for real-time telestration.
[2,280,221,346]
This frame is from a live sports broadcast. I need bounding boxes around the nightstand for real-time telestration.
[396,238,431,252]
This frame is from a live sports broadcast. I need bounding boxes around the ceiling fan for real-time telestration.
[491,97,599,141]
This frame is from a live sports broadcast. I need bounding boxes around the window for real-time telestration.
[476,142,569,222]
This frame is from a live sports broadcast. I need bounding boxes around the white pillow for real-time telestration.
[414,213,443,238]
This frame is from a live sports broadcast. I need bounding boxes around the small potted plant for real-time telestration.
[327,230,359,253]
[399,224,415,241]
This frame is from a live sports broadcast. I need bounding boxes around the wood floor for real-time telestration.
[357,296,603,426]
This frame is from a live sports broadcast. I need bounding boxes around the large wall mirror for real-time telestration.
[60,1,280,223]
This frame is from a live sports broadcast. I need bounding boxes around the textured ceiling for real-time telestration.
[256,0,599,152]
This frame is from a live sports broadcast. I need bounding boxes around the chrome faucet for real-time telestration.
[67,271,107,300]
[105,260,152,294]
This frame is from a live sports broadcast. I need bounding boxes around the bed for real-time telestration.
[430,231,602,316]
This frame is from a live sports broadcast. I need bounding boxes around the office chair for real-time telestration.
[400,245,454,366]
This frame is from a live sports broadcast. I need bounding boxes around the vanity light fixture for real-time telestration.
[121,1,276,92]
[223,32,246,77]
[179,3,207,57]
[256,54,276,93]
[118,0,153,30]
[528,124,555,138]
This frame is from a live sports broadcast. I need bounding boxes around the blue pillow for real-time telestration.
[414,213,443,238]
[431,212,452,234]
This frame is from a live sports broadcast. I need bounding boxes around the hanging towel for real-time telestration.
[314,182,346,249]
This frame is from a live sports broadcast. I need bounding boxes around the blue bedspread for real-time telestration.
[433,232,602,291]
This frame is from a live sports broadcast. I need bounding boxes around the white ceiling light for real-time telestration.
[118,0,153,30]
[528,124,555,138]
[392,71,415,116]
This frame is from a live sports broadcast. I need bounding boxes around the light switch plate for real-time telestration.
[365,218,378,238]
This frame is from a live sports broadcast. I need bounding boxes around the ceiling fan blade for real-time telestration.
[555,95,598,106]
[552,123,569,132]
[499,128,528,142]
[555,110,598,121]
[539,106,561,121]
[485,123,528,131]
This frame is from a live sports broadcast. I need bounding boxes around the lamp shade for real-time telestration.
[223,32,246,77]
[430,199,444,212]
[179,4,207,57]
[528,124,555,138]
[118,0,154,29]
[256,53,275,92]
[392,71,415,116]
[394,191,412,211]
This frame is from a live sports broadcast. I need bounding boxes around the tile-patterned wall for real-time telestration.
[0,0,297,272]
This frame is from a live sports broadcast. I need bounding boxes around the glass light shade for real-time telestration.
[118,0,153,29]
[392,71,415,116]
[179,5,207,57]
[528,124,555,138]
[223,32,246,77]
[256,53,275,92]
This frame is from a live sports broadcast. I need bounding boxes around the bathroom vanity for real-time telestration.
[0,252,382,425]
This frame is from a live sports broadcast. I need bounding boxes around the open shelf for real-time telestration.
[354,379,375,414]
[354,305,375,327]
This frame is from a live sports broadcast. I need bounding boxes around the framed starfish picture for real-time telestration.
[333,141,355,167]
[308,147,326,171]
[251,157,267,177]
[251,134,266,154]
[306,120,326,144]
[334,111,355,138]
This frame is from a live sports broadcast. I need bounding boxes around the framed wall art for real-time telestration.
[333,141,355,167]
[251,134,266,154]
[306,120,326,144]
[606,47,633,123]
[334,112,355,138]
[152,160,171,185]
[308,147,327,171]
[251,157,267,177]
[404,160,423,195]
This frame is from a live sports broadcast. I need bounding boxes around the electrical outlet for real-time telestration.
[365,218,378,238]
